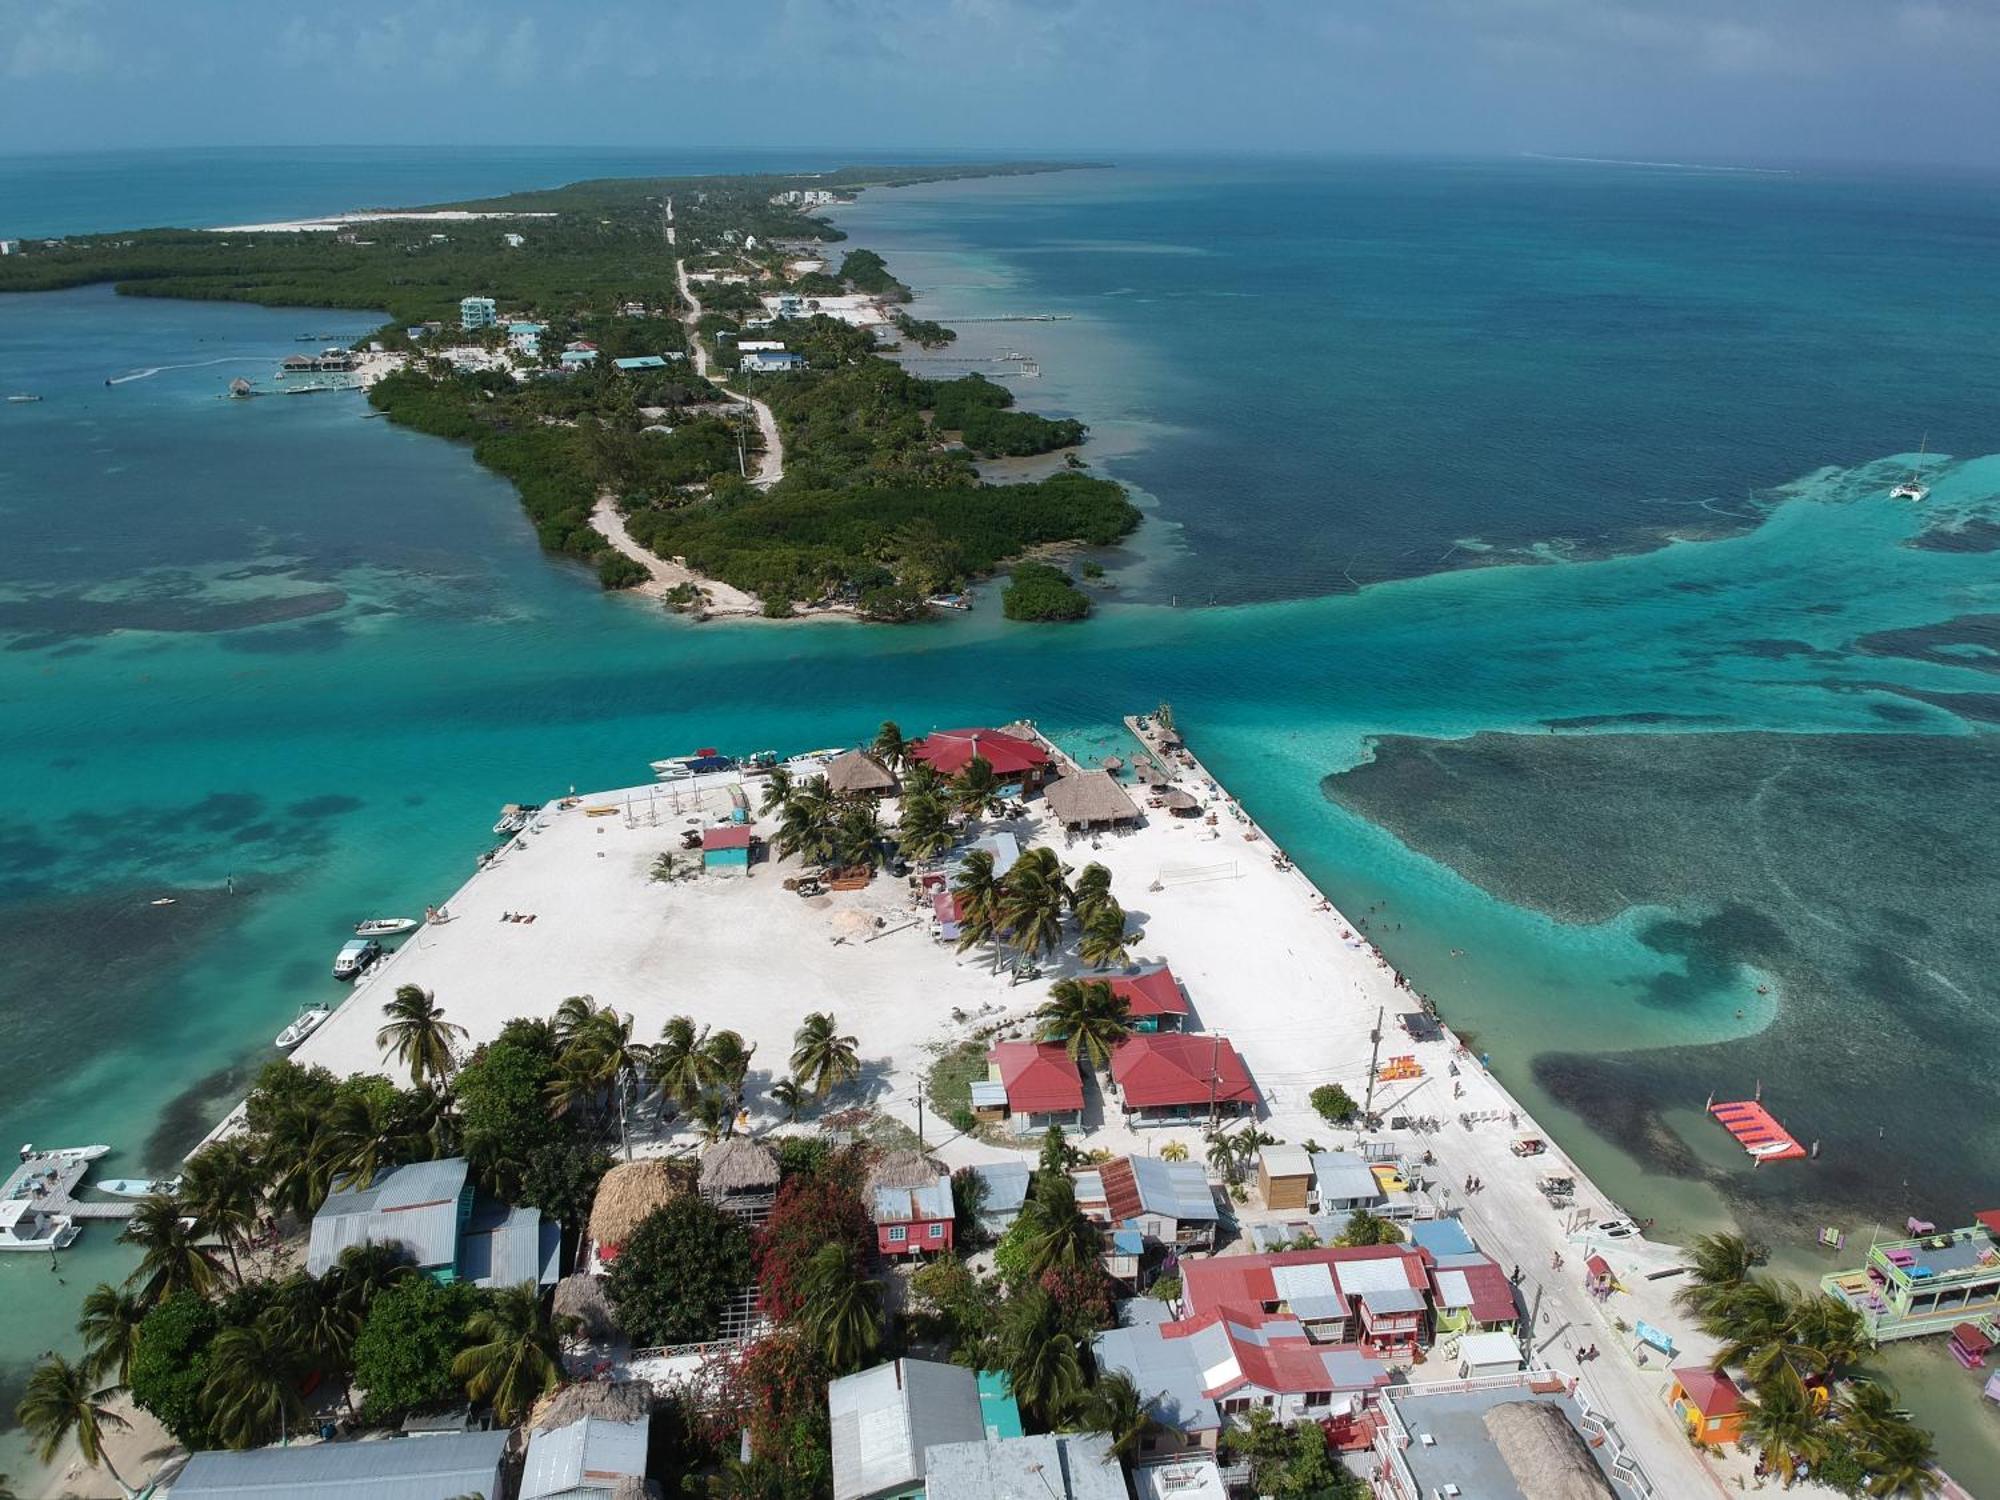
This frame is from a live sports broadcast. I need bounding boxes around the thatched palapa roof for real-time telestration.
[1481,1401,1618,1500]
[587,1158,693,1251]
[825,749,898,796]
[552,1272,618,1340]
[1158,788,1198,812]
[1043,770,1140,828]
[867,1149,948,1196]
[527,1377,652,1435]
[699,1136,781,1195]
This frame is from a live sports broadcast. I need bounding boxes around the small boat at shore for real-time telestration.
[493,803,540,835]
[354,917,418,938]
[6,394,43,404]
[276,1004,333,1049]
[0,1201,79,1252]
[96,1177,181,1200]
[18,1143,111,1163]
[651,750,734,782]
[332,938,383,980]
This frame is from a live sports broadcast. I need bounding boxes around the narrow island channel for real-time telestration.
[0,163,1135,623]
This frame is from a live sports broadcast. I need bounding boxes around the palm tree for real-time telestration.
[76,1283,147,1387]
[257,1098,334,1221]
[179,1141,261,1284]
[796,1243,883,1372]
[1071,1370,1180,1461]
[453,1283,577,1425]
[1788,1292,1871,1378]
[552,993,603,1052]
[1673,1231,1766,1322]
[758,764,795,815]
[1014,1174,1099,1279]
[1035,978,1133,1070]
[688,1092,734,1144]
[831,800,885,869]
[951,849,1004,967]
[872,721,910,769]
[792,1011,861,1098]
[1069,863,1113,922]
[1000,848,1070,964]
[1001,1286,1084,1428]
[1854,1415,1942,1498]
[271,1270,361,1414]
[902,759,942,798]
[332,1240,414,1325]
[122,1192,224,1307]
[321,1085,420,1192]
[895,792,954,862]
[1738,1364,1826,1487]
[949,755,1006,822]
[1076,901,1132,970]
[204,1317,306,1449]
[703,1029,757,1118]
[555,1004,653,1158]
[1158,1140,1190,1163]
[15,1355,135,1498]
[376,984,468,1087]
[770,1077,807,1122]
[656,1015,719,1110]
[775,785,837,864]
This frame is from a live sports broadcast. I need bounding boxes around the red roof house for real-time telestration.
[988,1041,1085,1127]
[1105,966,1190,1032]
[700,825,753,850]
[1182,1245,1436,1355]
[908,727,1051,780]
[1110,1033,1256,1123]
[1670,1366,1745,1446]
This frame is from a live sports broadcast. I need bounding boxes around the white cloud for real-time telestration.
[3,0,109,80]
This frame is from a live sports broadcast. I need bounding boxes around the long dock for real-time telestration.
[3,1154,136,1222]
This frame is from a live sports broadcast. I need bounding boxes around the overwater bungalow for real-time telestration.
[1821,1209,2000,1340]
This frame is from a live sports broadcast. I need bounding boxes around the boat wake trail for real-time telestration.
[107,357,263,384]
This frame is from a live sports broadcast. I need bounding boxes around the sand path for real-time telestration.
[668,199,784,488]
[588,493,760,617]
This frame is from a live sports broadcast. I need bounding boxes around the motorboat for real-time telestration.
[0,1200,79,1252]
[493,803,538,835]
[6,394,43,404]
[332,938,383,980]
[96,1177,181,1200]
[18,1143,110,1163]
[651,749,735,782]
[1891,435,1932,502]
[353,917,418,938]
[275,1004,333,1049]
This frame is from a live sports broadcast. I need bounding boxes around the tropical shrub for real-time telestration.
[607,1197,753,1346]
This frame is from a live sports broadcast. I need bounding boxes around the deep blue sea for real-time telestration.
[2,148,1998,1486]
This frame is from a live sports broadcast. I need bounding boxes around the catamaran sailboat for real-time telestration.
[1891,437,1932,502]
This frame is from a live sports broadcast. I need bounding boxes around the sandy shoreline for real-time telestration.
[208,210,559,234]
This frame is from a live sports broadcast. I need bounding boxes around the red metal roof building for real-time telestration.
[1105,966,1191,1032]
[908,727,1051,780]
[1669,1365,1745,1446]
[1110,1033,1256,1124]
[987,1041,1085,1118]
[700,825,753,850]
[1182,1245,1436,1356]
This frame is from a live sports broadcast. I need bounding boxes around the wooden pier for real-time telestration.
[3,1153,137,1224]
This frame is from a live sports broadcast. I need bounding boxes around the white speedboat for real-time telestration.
[354,917,418,938]
[276,1004,333,1049]
[18,1143,110,1163]
[97,1177,181,1200]
[493,803,537,835]
[332,938,382,980]
[0,1200,79,1252]
[1891,435,1931,501]
[7,394,43,404]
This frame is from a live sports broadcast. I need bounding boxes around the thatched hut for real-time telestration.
[1480,1401,1617,1500]
[698,1137,781,1200]
[527,1377,652,1435]
[552,1272,618,1341]
[823,750,898,797]
[587,1158,693,1260]
[867,1149,949,1197]
[1042,770,1140,831]
[1157,788,1200,816]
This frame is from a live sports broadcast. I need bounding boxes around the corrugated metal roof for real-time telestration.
[1435,1269,1474,1308]
[1091,1325,1221,1434]
[1359,1285,1426,1315]
[520,1415,649,1499]
[969,1161,1030,1216]
[872,1174,952,1224]
[1128,1157,1218,1222]
[458,1202,561,1289]
[167,1431,509,1500]
[829,1359,986,1500]
[1409,1218,1477,1257]
[1271,1262,1337,1303]
[1309,1152,1383,1203]
[307,1158,469,1276]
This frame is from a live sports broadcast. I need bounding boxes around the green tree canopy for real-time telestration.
[350,1277,489,1424]
[606,1196,754,1347]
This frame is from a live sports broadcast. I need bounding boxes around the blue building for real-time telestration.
[459,296,498,330]
[305,1156,560,1289]
[613,354,678,371]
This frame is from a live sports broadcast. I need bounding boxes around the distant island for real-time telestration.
[0,162,1137,622]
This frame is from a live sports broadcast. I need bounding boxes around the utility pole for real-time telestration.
[1363,1006,1385,1120]
[1207,1031,1222,1131]
[916,1078,926,1153]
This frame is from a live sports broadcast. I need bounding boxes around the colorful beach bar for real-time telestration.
[1821,1210,2000,1341]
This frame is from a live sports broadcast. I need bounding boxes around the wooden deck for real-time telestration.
[3,1154,137,1223]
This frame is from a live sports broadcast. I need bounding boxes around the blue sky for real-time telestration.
[5,0,2000,168]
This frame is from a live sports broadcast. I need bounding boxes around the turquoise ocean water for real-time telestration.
[2,150,1998,1486]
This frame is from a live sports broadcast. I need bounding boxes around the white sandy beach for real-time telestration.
[207,210,559,234]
